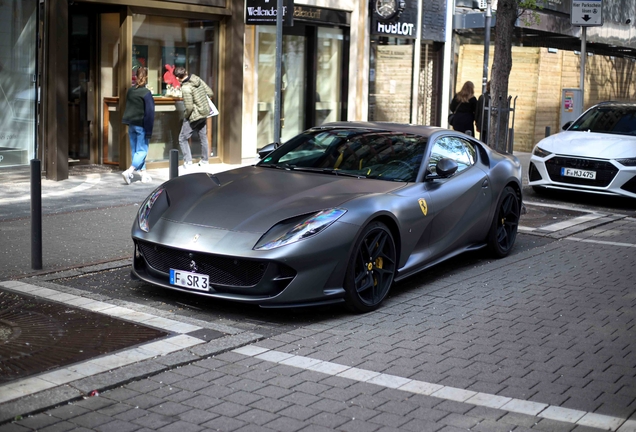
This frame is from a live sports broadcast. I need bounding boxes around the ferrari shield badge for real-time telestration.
[418,198,428,216]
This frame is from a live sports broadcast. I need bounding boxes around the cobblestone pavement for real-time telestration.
[1,216,635,431]
[1,153,635,431]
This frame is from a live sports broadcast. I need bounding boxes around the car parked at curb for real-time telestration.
[131,122,523,312]
[528,101,636,199]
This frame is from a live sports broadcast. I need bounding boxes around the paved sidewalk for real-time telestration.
[1,152,636,431]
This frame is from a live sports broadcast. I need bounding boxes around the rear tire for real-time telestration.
[487,186,521,258]
[344,222,396,313]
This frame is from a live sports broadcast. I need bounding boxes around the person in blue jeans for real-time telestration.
[121,67,155,184]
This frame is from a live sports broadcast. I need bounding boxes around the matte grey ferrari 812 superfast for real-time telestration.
[131,122,523,312]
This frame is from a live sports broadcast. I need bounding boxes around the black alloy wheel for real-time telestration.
[344,221,396,313]
[488,185,521,258]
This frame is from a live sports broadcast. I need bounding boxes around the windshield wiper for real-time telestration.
[290,167,366,178]
[258,163,296,170]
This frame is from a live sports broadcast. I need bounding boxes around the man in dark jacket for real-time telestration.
[475,81,490,144]
[173,66,214,167]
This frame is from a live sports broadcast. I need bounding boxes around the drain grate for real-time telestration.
[0,289,168,384]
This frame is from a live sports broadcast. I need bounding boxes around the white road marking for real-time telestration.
[232,345,630,431]
[536,213,605,232]
[565,237,636,248]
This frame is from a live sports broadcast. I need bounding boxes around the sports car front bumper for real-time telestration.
[131,219,362,308]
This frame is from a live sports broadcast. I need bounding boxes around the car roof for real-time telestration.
[591,101,636,109]
[313,121,445,138]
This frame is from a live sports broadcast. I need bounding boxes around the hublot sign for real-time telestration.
[371,0,417,38]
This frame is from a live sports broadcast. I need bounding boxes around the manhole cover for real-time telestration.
[0,289,168,384]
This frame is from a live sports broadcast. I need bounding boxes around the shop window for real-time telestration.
[122,15,219,163]
[0,0,37,168]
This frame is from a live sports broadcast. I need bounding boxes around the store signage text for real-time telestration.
[247,6,288,17]
[245,0,294,25]
[376,21,415,37]
[294,6,321,20]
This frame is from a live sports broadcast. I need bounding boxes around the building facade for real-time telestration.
[37,0,245,180]
[2,0,634,179]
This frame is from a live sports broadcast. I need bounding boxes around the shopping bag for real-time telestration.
[207,96,219,117]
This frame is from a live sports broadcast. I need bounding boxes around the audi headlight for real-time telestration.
[254,208,347,250]
[533,146,552,158]
[617,158,636,166]
[138,188,165,232]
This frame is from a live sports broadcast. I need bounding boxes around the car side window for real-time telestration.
[428,137,476,175]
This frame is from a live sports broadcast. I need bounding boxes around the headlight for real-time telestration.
[616,158,636,166]
[139,188,164,232]
[533,146,552,158]
[254,208,347,250]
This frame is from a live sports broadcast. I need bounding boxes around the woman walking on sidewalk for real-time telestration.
[121,66,155,184]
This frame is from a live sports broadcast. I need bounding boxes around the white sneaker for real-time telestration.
[141,173,152,183]
[121,169,133,185]
[183,161,193,169]
[199,160,209,166]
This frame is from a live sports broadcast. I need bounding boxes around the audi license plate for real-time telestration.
[170,269,209,291]
[561,167,596,180]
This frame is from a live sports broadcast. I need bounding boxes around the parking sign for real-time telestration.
[571,0,603,26]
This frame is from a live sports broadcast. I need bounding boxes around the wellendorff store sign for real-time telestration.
[245,0,294,25]
[245,1,349,26]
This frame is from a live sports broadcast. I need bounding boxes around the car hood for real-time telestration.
[536,131,636,159]
[162,166,404,233]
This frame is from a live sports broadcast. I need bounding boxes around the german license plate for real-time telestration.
[170,269,209,291]
[561,167,596,180]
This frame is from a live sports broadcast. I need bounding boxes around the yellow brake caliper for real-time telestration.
[373,256,383,286]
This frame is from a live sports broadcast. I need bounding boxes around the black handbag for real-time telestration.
[448,101,462,126]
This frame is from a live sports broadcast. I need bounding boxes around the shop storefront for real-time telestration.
[369,0,450,128]
[40,0,243,180]
[368,1,418,124]
[242,2,351,155]
[0,0,37,170]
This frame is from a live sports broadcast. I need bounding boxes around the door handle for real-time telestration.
[481,179,489,188]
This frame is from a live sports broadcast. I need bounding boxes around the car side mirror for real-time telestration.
[258,143,276,159]
[562,121,572,130]
[436,157,458,178]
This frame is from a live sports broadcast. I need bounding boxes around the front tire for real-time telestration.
[487,186,521,258]
[344,222,396,313]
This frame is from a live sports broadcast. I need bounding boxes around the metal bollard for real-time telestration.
[31,159,42,270]
[545,126,551,137]
[169,149,179,179]
[508,128,514,154]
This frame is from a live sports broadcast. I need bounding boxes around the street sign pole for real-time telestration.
[571,0,603,104]
[480,0,492,141]
[580,26,586,98]
[273,0,283,146]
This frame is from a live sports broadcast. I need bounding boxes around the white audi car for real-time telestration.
[528,101,636,199]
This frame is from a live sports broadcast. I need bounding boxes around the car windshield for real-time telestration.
[257,128,428,182]
[569,105,636,135]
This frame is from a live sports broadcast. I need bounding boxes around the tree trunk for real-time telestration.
[488,0,518,153]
